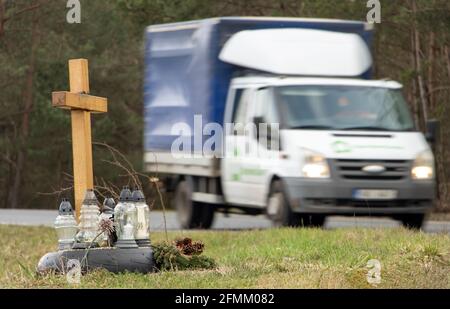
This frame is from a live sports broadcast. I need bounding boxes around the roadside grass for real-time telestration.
[0,225,449,288]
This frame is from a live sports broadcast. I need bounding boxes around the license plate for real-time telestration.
[353,189,398,200]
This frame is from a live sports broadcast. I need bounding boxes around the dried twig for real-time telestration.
[92,141,168,240]
[45,141,168,241]
[37,185,73,197]
[94,177,119,200]
[93,141,142,189]
[150,176,168,242]
[80,218,114,269]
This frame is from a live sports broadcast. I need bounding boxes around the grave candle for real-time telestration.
[114,186,138,248]
[54,198,78,250]
[74,189,100,248]
[132,187,151,247]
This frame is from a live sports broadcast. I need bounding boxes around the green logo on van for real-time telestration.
[331,140,404,153]
[332,141,352,153]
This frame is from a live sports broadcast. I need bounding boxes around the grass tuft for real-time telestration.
[0,225,449,288]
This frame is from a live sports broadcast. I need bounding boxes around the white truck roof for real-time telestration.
[230,76,403,89]
[219,28,372,77]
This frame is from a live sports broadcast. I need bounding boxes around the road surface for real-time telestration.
[1,209,449,234]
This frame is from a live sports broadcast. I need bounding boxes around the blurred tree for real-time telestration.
[0,0,144,208]
[0,0,449,212]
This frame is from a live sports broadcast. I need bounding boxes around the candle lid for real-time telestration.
[58,198,74,215]
[103,197,116,214]
[119,186,132,202]
[82,189,98,205]
[131,187,145,202]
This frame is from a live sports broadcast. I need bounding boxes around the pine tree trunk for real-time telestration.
[7,17,40,208]
[0,0,5,38]
[410,31,420,128]
[427,32,435,112]
[445,45,450,81]
[412,0,429,128]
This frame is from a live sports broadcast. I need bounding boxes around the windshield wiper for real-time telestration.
[290,125,335,130]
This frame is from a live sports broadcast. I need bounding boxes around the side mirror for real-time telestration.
[252,116,281,150]
[252,116,265,139]
[426,119,440,145]
[252,116,265,126]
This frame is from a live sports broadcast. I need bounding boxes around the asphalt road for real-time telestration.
[1,209,450,234]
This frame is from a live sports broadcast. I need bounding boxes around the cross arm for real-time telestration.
[52,91,108,113]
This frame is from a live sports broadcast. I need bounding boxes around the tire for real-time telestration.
[298,214,326,228]
[174,180,215,229]
[396,214,425,230]
[267,180,301,227]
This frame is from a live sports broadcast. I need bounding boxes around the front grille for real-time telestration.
[336,199,424,208]
[333,159,411,181]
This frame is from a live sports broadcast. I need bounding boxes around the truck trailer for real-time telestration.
[143,17,436,229]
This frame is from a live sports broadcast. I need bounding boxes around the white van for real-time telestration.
[219,76,435,229]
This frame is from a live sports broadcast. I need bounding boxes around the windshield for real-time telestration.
[275,85,415,131]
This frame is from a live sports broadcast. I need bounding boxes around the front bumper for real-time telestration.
[283,177,435,215]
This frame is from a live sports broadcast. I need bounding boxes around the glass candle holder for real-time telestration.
[114,186,138,248]
[132,188,151,247]
[54,198,78,250]
[74,190,100,247]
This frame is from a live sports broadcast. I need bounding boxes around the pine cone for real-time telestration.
[175,238,204,256]
[191,241,204,255]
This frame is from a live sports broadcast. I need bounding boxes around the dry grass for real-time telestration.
[0,225,449,288]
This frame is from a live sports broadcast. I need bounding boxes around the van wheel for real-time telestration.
[175,180,215,229]
[298,214,326,228]
[267,180,300,227]
[396,214,425,230]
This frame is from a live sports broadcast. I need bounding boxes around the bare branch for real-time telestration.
[93,141,142,189]
[37,185,73,197]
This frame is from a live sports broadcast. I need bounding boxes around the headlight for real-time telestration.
[302,149,330,178]
[411,150,434,180]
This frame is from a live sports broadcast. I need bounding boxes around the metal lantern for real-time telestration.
[101,197,115,222]
[100,197,116,246]
[114,186,138,248]
[132,188,151,247]
[74,189,100,248]
[54,198,78,250]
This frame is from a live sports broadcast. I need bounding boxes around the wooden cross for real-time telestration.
[52,59,107,219]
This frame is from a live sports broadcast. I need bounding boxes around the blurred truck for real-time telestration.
[143,17,437,229]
